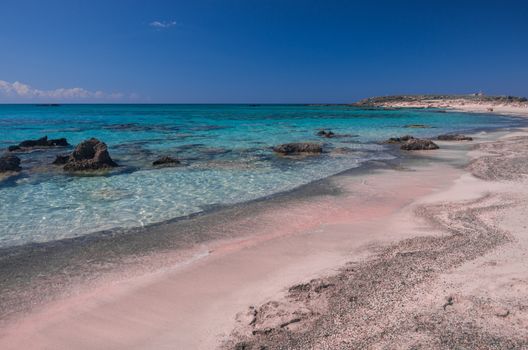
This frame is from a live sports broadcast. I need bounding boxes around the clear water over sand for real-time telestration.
[0,104,522,247]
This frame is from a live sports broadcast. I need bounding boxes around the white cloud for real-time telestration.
[0,80,132,101]
[149,20,177,29]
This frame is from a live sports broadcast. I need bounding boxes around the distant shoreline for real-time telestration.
[352,94,528,117]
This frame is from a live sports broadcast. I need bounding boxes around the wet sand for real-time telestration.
[1,126,528,349]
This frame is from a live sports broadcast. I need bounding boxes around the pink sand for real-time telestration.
[0,161,461,349]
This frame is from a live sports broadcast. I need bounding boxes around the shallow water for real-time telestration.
[0,104,523,247]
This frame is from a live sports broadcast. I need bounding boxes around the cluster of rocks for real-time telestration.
[1,135,186,175]
[2,136,71,174]
[57,139,181,170]
[1,129,475,175]
[382,132,473,151]
[272,129,474,156]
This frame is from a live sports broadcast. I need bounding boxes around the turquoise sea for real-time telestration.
[0,104,524,248]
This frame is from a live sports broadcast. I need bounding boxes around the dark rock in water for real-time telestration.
[35,103,61,107]
[52,154,70,165]
[273,143,322,155]
[153,156,181,167]
[63,138,118,171]
[316,130,357,138]
[8,136,70,151]
[19,137,49,148]
[437,134,473,141]
[316,130,335,138]
[404,124,431,128]
[0,155,22,172]
[383,135,414,144]
[400,139,439,151]
[48,138,69,147]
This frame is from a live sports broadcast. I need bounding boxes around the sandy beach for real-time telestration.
[1,0,528,348]
[0,103,527,349]
[356,95,528,118]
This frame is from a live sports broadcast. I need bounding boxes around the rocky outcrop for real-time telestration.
[272,143,323,155]
[383,135,414,144]
[153,156,181,167]
[8,136,69,152]
[437,134,473,141]
[63,138,117,171]
[400,139,439,151]
[316,130,335,138]
[0,155,21,172]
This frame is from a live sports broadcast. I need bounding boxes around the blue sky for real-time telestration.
[0,0,527,103]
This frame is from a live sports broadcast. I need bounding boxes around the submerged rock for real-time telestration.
[437,134,473,141]
[0,155,22,172]
[316,130,335,138]
[404,124,431,128]
[400,139,439,151]
[199,148,232,156]
[331,147,355,154]
[63,138,118,171]
[316,130,357,138]
[52,154,71,165]
[8,136,69,152]
[383,135,415,144]
[153,156,181,167]
[272,143,323,155]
